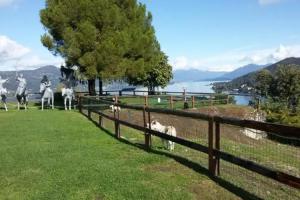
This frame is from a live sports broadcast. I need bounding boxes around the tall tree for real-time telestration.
[273,64,300,107]
[40,0,164,95]
[255,69,273,97]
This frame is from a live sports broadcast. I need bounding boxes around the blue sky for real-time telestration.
[0,0,300,71]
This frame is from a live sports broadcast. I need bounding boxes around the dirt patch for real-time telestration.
[195,105,254,119]
[144,160,191,174]
[94,195,105,200]
[103,105,263,145]
[189,180,241,200]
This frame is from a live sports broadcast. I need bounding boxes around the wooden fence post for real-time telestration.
[143,106,151,149]
[114,109,121,139]
[192,96,195,108]
[88,109,91,119]
[215,121,220,176]
[114,96,120,138]
[144,95,148,107]
[117,109,121,138]
[208,117,215,175]
[79,96,82,113]
[169,96,173,109]
[99,115,103,128]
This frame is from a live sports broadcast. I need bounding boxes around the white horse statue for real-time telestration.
[16,74,28,110]
[148,120,177,151]
[40,81,54,110]
[0,76,8,111]
[62,87,74,110]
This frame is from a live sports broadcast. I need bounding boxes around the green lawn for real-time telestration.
[114,96,228,109]
[0,109,239,200]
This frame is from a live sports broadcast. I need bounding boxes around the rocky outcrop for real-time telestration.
[242,110,267,140]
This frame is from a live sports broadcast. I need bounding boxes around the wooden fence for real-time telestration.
[79,96,300,190]
[76,91,233,109]
[100,90,252,97]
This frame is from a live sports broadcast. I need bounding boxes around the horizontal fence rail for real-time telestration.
[79,96,300,190]
[100,90,253,97]
[75,91,235,109]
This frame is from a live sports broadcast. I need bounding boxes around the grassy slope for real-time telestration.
[0,110,237,200]
[87,103,300,200]
[89,108,300,200]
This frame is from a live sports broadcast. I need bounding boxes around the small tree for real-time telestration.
[127,53,173,94]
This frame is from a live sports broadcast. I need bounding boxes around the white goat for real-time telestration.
[109,105,121,112]
[148,120,176,151]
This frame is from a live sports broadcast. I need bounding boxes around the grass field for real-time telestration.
[0,109,241,200]
[102,95,229,109]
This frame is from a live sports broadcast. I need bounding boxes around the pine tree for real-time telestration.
[40,0,171,95]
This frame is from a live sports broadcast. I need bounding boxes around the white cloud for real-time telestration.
[0,35,30,62]
[0,0,18,7]
[171,56,188,70]
[0,35,63,71]
[170,44,300,72]
[258,0,283,6]
[241,44,300,64]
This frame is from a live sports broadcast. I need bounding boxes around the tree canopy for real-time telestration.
[273,64,300,103]
[126,51,172,93]
[40,0,172,94]
[255,64,300,109]
[255,69,273,97]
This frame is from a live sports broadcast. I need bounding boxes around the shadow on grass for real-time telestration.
[33,100,76,110]
[83,112,262,200]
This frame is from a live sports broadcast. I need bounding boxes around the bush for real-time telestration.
[183,102,189,109]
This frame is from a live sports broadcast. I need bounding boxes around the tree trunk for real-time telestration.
[88,79,96,96]
[98,78,103,96]
[148,85,155,95]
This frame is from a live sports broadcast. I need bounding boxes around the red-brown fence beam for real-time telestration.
[99,115,103,128]
[215,121,220,176]
[143,105,151,149]
[79,96,82,113]
[144,96,148,107]
[214,149,300,189]
[169,96,173,109]
[192,96,195,108]
[208,118,215,175]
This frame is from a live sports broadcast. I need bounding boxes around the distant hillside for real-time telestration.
[0,65,61,93]
[216,57,300,91]
[218,63,270,80]
[172,69,226,82]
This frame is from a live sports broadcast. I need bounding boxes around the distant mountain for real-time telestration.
[216,57,300,91]
[0,65,61,93]
[172,69,226,82]
[218,64,270,80]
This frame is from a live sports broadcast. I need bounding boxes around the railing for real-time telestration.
[76,91,233,109]
[100,90,253,97]
[79,95,300,191]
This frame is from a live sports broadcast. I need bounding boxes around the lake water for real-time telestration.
[164,81,214,93]
[162,81,252,106]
